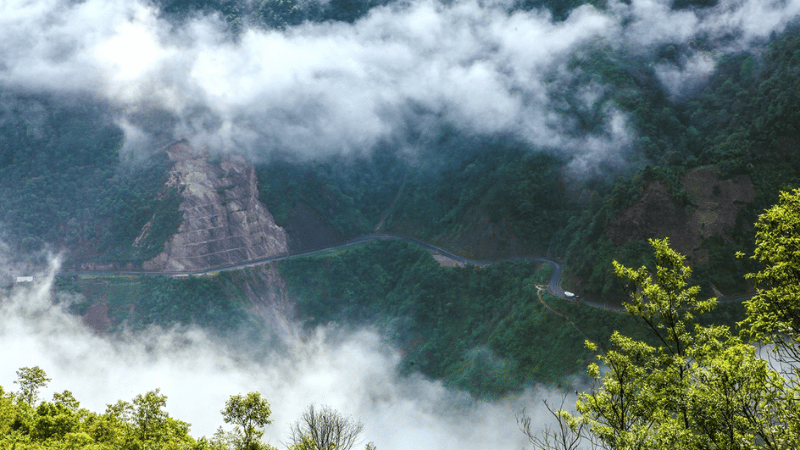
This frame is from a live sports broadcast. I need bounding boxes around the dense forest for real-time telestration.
[57,272,257,334]
[1,0,800,425]
[278,239,744,396]
[1,0,797,295]
[256,22,800,302]
[0,92,183,265]
[58,236,745,398]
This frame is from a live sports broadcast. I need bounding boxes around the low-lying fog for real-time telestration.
[0,257,577,450]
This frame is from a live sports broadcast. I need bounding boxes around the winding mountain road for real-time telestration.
[68,234,748,313]
[70,233,568,296]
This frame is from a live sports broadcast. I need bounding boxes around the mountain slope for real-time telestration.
[142,140,289,272]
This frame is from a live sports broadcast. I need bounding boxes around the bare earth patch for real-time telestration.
[82,303,112,333]
[608,165,754,264]
[432,253,467,268]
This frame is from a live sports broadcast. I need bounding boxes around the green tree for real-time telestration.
[221,392,273,450]
[14,366,51,406]
[544,238,799,450]
[32,398,81,442]
[131,389,168,443]
[289,434,319,450]
[102,388,193,449]
[740,187,800,366]
[0,386,15,437]
[0,373,218,449]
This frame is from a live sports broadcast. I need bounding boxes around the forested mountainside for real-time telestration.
[0,93,182,266]
[3,0,800,293]
[258,24,800,302]
[2,0,800,405]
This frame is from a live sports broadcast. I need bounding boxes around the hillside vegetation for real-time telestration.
[1,0,800,403]
[0,92,183,266]
[523,189,800,449]
[257,25,800,303]
[277,239,745,397]
[1,1,797,297]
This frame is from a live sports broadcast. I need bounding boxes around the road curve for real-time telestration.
[64,234,750,314]
[66,233,569,298]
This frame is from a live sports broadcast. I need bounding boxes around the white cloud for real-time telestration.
[655,52,717,97]
[623,0,800,95]
[1,0,799,169]
[0,0,615,164]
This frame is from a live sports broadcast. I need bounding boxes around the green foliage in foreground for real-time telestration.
[0,376,200,450]
[528,189,800,449]
[0,367,373,450]
[740,188,800,356]
[221,392,273,450]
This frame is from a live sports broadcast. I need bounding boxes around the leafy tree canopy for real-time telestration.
[14,366,51,406]
[0,370,374,450]
[222,392,274,450]
[740,187,800,365]
[526,186,800,449]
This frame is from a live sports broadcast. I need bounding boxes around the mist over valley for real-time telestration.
[2,0,800,448]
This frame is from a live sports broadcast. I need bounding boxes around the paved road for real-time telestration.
[66,233,749,313]
[67,233,569,297]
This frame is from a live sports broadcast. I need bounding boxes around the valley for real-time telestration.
[2,0,800,447]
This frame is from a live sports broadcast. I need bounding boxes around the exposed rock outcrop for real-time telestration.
[141,140,289,272]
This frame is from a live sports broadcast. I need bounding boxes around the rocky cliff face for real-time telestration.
[140,140,289,272]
